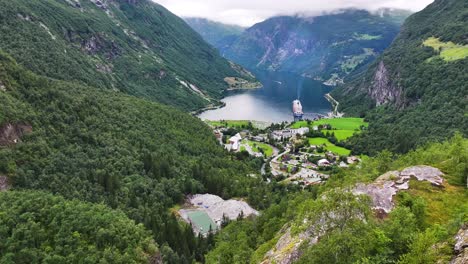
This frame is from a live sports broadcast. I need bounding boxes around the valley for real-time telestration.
[0,0,466,264]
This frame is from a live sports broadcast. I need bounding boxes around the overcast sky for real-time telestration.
[155,0,434,27]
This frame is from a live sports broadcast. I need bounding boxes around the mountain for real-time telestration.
[332,0,468,154]
[0,0,254,111]
[0,49,268,263]
[184,17,245,53]
[223,9,410,84]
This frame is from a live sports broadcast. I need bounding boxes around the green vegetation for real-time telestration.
[184,17,244,52]
[423,37,468,61]
[321,129,355,141]
[308,138,351,155]
[292,118,367,131]
[207,120,252,128]
[246,140,274,157]
[341,48,376,73]
[0,191,157,264]
[207,134,468,263]
[0,0,249,111]
[333,0,468,155]
[0,52,269,263]
[292,117,367,143]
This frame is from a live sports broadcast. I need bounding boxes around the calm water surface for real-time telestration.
[199,71,333,123]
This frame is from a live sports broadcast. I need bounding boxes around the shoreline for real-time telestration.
[225,83,264,91]
[324,93,344,118]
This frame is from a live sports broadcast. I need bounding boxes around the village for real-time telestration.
[209,118,366,187]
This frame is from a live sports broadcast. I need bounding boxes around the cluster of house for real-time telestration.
[271,127,310,141]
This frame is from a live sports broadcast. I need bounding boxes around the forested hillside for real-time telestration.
[332,0,468,154]
[0,0,249,111]
[223,9,408,84]
[206,134,468,263]
[184,17,244,54]
[0,191,158,263]
[0,52,272,263]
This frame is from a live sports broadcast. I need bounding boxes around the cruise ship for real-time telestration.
[292,100,304,121]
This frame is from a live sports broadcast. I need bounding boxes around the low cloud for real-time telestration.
[155,0,433,27]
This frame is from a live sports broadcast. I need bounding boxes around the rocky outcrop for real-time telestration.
[262,166,445,264]
[0,122,32,146]
[353,166,444,215]
[0,176,9,191]
[262,227,313,264]
[0,81,6,92]
[81,34,121,59]
[451,225,468,264]
[368,61,403,106]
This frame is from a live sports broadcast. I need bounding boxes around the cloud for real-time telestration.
[154,0,434,27]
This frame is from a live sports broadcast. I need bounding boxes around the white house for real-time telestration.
[318,159,331,167]
[229,133,242,151]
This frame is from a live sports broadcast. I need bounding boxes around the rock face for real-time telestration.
[451,225,468,264]
[262,227,314,264]
[224,10,402,81]
[400,165,444,186]
[0,176,9,191]
[353,166,444,215]
[0,80,6,91]
[262,166,445,264]
[368,61,403,106]
[0,122,32,146]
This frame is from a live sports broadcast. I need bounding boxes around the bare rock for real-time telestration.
[0,122,32,146]
[400,165,444,186]
[0,81,6,92]
[368,61,403,106]
[96,63,113,74]
[262,227,314,264]
[83,36,103,54]
[451,225,468,264]
[353,166,444,215]
[0,176,9,191]
[354,181,398,214]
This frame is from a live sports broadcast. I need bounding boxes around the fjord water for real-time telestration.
[199,71,333,123]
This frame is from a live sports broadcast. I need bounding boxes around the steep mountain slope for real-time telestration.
[332,0,468,154]
[0,191,158,263]
[223,9,408,84]
[0,0,248,110]
[184,17,245,53]
[0,51,264,263]
[206,135,468,264]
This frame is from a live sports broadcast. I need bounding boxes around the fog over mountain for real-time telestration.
[155,0,433,26]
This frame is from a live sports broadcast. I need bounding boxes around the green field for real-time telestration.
[423,37,468,61]
[187,211,217,235]
[206,120,251,128]
[322,130,356,141]
[246,140,274,157]
[308,138,351,156]
[292,118,367,130]
[292,118,367,142]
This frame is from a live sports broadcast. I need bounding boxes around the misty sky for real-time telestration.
[155,0,434,27]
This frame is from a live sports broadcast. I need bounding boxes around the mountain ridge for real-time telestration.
[332,0,468,154]
[0,0,253,111]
